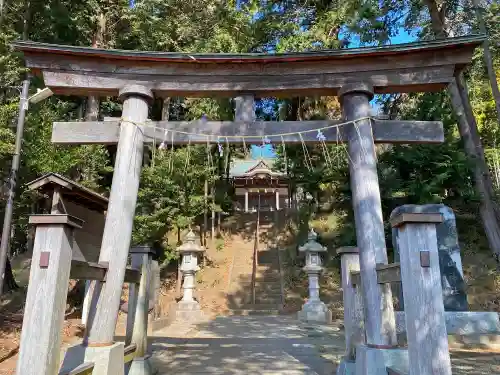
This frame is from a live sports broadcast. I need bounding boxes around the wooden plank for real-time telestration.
[350,270,361,286]
[70,260,106,281]
[59,362,95,375]
[29,214,84,229]
[341,83,397,347]
[396,221,452,375]
[123,344,137,364]
[386,368,406,375]
[376,263,401,284]
[52,119,444,145]
[41,65,455,97]
[390,213,444,228]
[351,264,401,285]
[69,260,141,283]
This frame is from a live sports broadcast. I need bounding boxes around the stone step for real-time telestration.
[225,305,283,316]
[254,283,282,292]
[254,270,281,279]
[255,276,280,283]
[255,296,282,305]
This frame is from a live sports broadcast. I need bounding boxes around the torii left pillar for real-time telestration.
[84,85,153,370]
[339,83,398,375]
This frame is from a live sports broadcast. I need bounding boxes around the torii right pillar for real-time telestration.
[339,83,398,374]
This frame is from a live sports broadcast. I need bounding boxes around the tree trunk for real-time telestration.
[449,80,500,260]
[471,0,500,127]
[3,257,18,292]
[424,0,500,261]
[86,12,106,122]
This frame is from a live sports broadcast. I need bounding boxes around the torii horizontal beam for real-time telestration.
[52,119,444,145]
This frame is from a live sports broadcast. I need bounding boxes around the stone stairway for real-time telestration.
[225,213,284,315]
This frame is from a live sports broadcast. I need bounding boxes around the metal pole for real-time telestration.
[0,78,30,297]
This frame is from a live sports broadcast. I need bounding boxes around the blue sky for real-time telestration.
[250,29,417,159]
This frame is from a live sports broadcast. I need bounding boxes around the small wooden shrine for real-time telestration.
[230,159,289,212]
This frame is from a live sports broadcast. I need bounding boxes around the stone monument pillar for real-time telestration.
[298,230,331,323]
[390,204,467,311]
[175,230,205,322]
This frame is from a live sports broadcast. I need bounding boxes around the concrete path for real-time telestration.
[150,316,345,374]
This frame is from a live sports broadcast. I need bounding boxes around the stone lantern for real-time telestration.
[175,230,205,321]
[298,229,331,323]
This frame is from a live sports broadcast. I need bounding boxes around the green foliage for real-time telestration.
[133,145,218,256]
[0,0,499,265]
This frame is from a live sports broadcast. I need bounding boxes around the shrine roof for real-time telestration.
[230,159,284,178]
[26,173,108,212]
[12,35,485,97]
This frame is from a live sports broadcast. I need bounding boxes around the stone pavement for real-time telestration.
[149,315,345,374]
[148,315,500,375]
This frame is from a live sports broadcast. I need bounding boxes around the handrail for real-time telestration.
[251,195,261,305]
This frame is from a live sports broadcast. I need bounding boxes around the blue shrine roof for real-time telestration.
[229,158,284,178]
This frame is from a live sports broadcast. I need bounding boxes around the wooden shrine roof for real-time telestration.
[230,159,284,178]
[13,35,484,97]
[26,173,108,213]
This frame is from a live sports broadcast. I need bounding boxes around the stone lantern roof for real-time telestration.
[176,230,205,254]
[298,230,327,253]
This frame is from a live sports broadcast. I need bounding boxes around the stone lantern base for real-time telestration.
[298,300,332,323]
[173,300,204,323]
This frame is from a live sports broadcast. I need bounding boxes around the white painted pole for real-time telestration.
[86,85,153,345]
[339,83,397,347]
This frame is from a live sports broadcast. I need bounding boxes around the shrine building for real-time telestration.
[230,158,290,212]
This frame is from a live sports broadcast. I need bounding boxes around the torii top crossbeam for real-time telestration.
[14,35,483,98]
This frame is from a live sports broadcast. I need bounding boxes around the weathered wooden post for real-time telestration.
[86,85,153,347]
[127,246,155,375]
[339,83,397,348]
[174,230,205,321]
[297,230,331,323]
[391,212,452,375]
[16,214,83,375]
[336,246,364,375]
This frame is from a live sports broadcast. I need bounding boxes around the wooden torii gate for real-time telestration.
[13,35,482,375]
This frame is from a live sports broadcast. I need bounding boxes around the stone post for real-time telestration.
[16,214,83,375]
[391,212,452,375]
[175,231,205,322]
[127,246,155,375]
[339,83,397,347]
[297,230,331,323]
[276,190,280,211]
[86,85,153,345]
